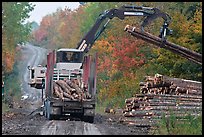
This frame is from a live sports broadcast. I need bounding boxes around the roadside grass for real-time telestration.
[95,103,105,114]
[95,88,139,114]
[96,68,147,113]
[150,112,202,135]
[2,61,22,114]
[2,102,10,113]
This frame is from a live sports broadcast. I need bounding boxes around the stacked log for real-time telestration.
[121,74,202,127]
[163,75,202,95]
[140,74,202,95]
[52,79,92,101]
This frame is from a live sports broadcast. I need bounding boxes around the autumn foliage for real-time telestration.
[2,2,34,74]
[30,2,202,108]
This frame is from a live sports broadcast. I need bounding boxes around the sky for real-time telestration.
[26,2,80,24]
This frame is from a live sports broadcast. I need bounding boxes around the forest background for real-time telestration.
[2,2,202,108]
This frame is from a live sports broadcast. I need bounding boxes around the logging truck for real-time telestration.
[28,5,172,122]
[42,48,97,122]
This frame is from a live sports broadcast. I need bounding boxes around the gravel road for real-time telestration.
[20,43,47,101]
[18,43,47,113]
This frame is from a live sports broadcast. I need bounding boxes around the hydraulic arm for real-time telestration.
[124,25,202,65]
[76,5,171,53]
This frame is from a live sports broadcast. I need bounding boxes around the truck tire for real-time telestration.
[83,116,94,123]
[88,116,94,123]
[45,100,52,120]
[47,100,52,120]
[44,101,47,118]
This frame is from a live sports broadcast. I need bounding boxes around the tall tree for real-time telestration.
[2,2,35,73]
[150,2,202,81]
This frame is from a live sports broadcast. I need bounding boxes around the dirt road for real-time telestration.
[2,44,150,135]
[39,113,150,135]
[40,120,102,135]
[20,43,47,102]
[2,112,150,135]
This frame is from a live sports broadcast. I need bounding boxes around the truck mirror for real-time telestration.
[27,66,31,70]
[42,78,45,89]
[42,78,45,82]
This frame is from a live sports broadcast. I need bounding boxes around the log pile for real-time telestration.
[52,79,92,101]
[140,74,202,95]
[121,74,202,127]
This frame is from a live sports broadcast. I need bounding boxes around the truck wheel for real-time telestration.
[47,100,52,120]
[44,101,47,118]
[83,116,94,123]
[89,116,94,123]
[45,100,52,120]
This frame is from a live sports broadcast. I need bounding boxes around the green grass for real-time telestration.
[2,102,10,114]
[151,112,202,135]
[95,103,106,114]
[2,61,22,114]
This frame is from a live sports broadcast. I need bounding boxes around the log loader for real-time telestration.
[124,25,202,65]
[27,5,173,122]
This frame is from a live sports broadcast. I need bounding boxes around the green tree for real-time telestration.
[2,2,35,73]
[152,2,202,81]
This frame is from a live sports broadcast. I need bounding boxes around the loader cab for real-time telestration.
[54,48,84,81]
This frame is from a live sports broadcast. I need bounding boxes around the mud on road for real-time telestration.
[2,111,150,135]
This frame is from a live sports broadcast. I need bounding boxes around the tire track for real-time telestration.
[40,121,57,135]
[40,120,102,135]
[83,123,101,135]
[40,121,70,135]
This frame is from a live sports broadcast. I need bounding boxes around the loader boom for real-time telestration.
[124,25,202,65]
[77,5,171,54]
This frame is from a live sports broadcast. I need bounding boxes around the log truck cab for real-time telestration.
[53,48,84,81]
